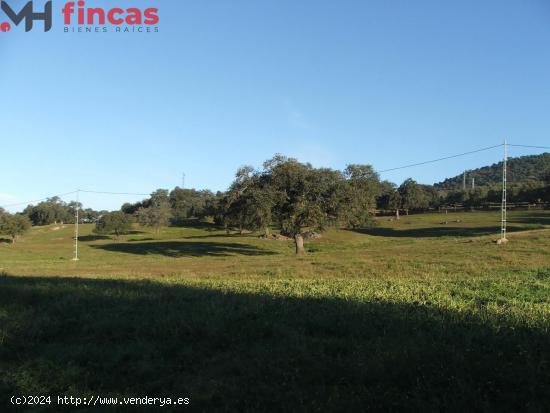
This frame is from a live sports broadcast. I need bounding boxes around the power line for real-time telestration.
[79,189,150,196]
[0,191,78,209]
[0,189,150,209]
[378,144,503,173]
[1,142,547,210]
[509,144,550,151]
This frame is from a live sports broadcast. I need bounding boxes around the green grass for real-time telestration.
[1,210,549,411]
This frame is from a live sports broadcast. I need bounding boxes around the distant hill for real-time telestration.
[434,153,550,190]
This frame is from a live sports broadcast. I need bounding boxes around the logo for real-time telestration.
[0,1,52,32]
[0,1,159,33]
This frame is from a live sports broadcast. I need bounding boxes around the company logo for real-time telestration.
[0,1,52,32]
[0,1,159,33]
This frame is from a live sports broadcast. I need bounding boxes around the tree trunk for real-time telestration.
[395,209,400,220]
[11,236,16,244]
[264,226,271,236]
[294,234,305,255]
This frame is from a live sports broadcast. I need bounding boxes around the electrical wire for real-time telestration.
[1,142,547,209]
[0,190,149,209]
[0,191,78,209]
[378,144,503,173]
[509,144,550,151]
[79,190,150,196]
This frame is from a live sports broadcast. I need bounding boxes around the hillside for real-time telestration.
[434,153,550,190]
[1,212,550,411]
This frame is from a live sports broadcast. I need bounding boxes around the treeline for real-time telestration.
[441,181,549,207]
[0,197,106,243]
[22,197,106,226]
[3,154,549,250]
[109,155,550,253]
[118,155,384,253]
[435,153,550,189]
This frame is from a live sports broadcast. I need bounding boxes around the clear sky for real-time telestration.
[1,0,550,211]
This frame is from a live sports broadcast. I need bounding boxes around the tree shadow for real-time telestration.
[77,235,111,242]
[0,238,12,244]
[172,219,219,231]
[508,215,550,226]
[351,225,542,238]
[0,275,548,412]
[92,241,275,257]
[180,233,255,240]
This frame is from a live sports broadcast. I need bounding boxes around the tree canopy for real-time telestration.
[218,155,381,253]
[94,211,132,239]
[0,213,31,243]
[137,190,172,233]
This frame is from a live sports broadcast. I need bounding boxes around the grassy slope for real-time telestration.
[0,211,549,412]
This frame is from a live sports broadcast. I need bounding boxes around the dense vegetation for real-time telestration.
[4,153,549,250]
[0,213,30,243]
[435,152,550,188]
[22,197,105,226]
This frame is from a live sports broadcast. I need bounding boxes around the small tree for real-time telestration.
[94,212,132,239]
[0,213,31,243]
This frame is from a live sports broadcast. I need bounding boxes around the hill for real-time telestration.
[434,152,550,190]
[1,212,550,411]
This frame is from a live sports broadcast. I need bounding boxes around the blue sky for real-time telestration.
[1,0,550,211]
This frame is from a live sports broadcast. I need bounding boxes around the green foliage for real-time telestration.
[22,198,103,226]
[436,153,550,189]
[23,197,75,226]
[0,213,31,243]
[398,178,431,211]
[377,181,401,210]
[219,157,386,251]
[137,190,172,233]
[265,156,344,240]
[223,166,274,235]
[169,187,214,223]
[94,211,132,239]
[342,164,380,227]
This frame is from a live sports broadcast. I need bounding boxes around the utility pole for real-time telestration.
[498,141,508,244]
[182,172,185,189]
[472,177,475,190]
[72,189,80,260]
[463,171,466,190]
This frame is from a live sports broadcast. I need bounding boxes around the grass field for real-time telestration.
[1,210,549,411]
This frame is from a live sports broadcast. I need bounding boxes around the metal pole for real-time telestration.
[72,190,80,260]
[499,141,508,243]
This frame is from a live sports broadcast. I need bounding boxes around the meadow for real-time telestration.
[1,210,549,412]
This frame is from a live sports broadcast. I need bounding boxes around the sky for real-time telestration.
[1,0,550,211]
